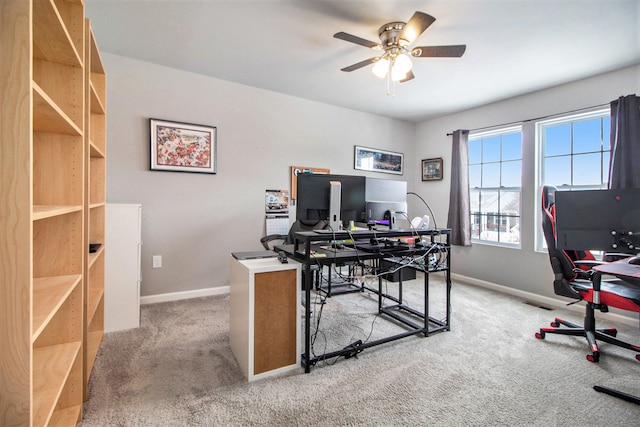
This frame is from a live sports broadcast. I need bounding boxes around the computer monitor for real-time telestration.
[296,174,366,227]
[364,178,408,227]
[555,188,640,252]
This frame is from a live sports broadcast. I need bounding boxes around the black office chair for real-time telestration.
[261,219,329,289]
[261,219,329,249]
[535,185,640,363]
[260,234,287,250]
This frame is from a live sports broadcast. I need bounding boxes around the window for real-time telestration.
[468,126,522,246]
[536,108,610,250]
[539,109,610,191]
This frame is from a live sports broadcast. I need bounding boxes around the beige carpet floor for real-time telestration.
[79,275,640,426]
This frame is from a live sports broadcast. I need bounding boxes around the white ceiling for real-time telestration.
[84,0,640,123]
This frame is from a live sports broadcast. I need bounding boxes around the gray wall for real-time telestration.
[414,65,640,303]
[105,51,639,305]
[103,53,415,297]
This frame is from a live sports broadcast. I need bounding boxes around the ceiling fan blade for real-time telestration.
[398,11,436,45]
[340,57,379,72]
[333,32,382,49]
[399,70,415,83]
[411,45,467,58]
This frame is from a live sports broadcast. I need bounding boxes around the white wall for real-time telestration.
[415,65,640,302]
[103,53,415,297]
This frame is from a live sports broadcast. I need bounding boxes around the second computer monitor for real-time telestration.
[365,178,407,226]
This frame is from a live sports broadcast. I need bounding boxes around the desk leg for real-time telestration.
[304,262,311,373]
[424,271,430,337]
[445,264,451,331]
[594,385,640,405]
[378,274,382,313]
[398,268,404,304]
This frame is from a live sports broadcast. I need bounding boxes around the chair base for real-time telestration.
[535,308,640,363]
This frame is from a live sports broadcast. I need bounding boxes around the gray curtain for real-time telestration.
[447,129,471,246]
[608,94,640,189]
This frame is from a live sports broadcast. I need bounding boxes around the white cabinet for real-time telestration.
[229,256,301,381]
[105,204,142,332]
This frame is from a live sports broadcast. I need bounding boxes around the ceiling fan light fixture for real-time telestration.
[390,53,412,81]
[372,57,390,78]
[335,11,466,94]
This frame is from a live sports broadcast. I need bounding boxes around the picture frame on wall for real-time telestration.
[354,145,403,175]
[150,118,217,174]
[422,157,443,181]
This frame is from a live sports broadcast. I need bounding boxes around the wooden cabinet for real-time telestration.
[229,256,301,381]
[1,1,106,425]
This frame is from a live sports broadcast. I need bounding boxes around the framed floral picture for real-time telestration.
[422,157,443,181]
[150,118,217,173]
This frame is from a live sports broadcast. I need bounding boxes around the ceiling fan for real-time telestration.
[334,11,466,90]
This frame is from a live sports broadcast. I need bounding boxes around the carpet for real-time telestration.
[80,275,640,426]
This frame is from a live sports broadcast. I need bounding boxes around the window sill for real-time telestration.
[471,239,521,250]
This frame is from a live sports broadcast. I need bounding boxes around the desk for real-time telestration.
[277,228,451,373]
[592,258,640,405]
[593,258,640,287]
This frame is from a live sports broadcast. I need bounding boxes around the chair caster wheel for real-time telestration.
[550,321,559,327]
[586,353,600,363]
[535,332,545,339]
[636,354,640,362]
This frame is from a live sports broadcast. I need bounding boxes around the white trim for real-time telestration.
[139,275,638,328]
[470,124,522,139]
[452,273,638,327]
[140,286,229,305]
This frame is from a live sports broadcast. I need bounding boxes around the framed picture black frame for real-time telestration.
[150,118,217,174]
[354,145,403,175]
[422,157,443,181]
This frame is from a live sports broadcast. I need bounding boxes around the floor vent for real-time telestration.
[524,301,553,310]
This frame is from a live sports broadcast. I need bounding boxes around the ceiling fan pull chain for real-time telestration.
[386,60,392,96]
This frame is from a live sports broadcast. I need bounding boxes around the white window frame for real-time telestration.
[535,107,610,252]
[469,125,523,248]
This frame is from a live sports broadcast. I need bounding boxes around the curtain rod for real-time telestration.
[446,102,610,136]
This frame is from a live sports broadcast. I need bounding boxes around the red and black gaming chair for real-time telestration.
[536,185,640,363]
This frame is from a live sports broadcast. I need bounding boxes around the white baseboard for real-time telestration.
[452,273,639,328]
[139,275,638,328]
[140,286,230,305]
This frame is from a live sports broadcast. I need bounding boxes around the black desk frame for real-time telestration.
[279,228,451,373]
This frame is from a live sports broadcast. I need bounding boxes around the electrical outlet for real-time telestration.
[152,255,162,268]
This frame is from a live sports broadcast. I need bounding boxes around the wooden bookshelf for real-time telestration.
[1,1,106,425]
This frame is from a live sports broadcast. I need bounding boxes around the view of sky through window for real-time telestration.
[542,115,610,189]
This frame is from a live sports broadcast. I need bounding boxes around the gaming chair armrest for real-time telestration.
[550,257,585,299]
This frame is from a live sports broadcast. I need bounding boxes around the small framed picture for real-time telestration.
[354,145,403,175]
[150,118,217,174]
[422,157,443,181]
